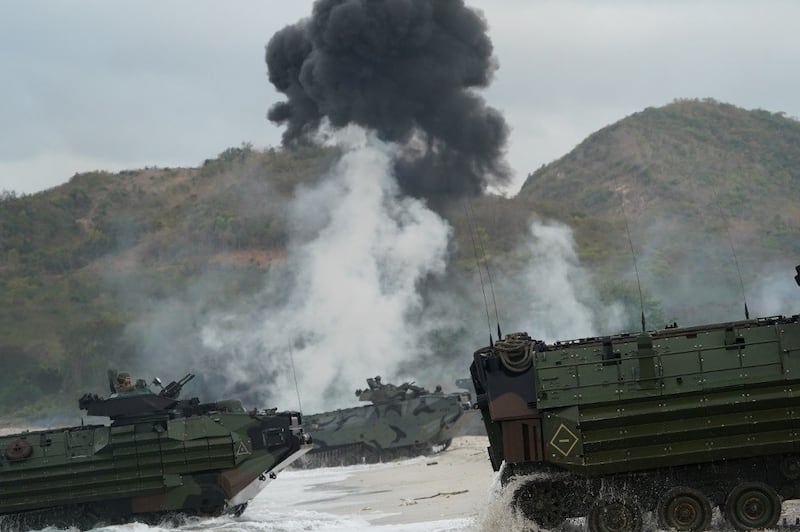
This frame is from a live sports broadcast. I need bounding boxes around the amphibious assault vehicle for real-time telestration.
[0,370,311,530]
[471,266,800,531]
[298,376,473,468]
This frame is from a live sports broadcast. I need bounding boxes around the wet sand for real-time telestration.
[295,435,495,527]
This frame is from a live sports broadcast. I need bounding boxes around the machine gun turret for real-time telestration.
[355,376,428,403]
[159,373,195,399]
[80,371,197,420]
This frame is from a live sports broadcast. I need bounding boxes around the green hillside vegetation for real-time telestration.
[517,98,800,264]
[1,99,799,416]
[514,98,800,322]
[0,145,336,417]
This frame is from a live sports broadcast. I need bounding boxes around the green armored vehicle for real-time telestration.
[471,266,800,531]
[299,376,472,468]
[0,370,311,530]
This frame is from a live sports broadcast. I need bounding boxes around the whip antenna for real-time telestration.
[463,202,494,346]
[288,342,303,412]
[727,230,750,320]
[619,193,646,332]
[468,201,503,340]
[714,196,750,319]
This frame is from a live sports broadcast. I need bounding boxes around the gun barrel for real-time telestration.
[158,373,196,398]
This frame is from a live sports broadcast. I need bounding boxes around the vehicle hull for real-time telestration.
[300,393,470,467]
[0,410,310,529]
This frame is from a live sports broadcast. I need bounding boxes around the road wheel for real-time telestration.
[780,456,800,480]
[513,480,567,530]
[724,481,781,531]
[657,486,712,531]
[588,497,643,532]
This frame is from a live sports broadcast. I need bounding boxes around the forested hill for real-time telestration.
[510,99,800,322]
[1,99,799,418]
[0,145,338,419]
[515,98,800,269]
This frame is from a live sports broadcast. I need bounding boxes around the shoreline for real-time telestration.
[278,435,494,527]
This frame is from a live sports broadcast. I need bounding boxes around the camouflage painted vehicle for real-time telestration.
[0,370,311,530]
[471,266,800,531]
[298,376,473,468]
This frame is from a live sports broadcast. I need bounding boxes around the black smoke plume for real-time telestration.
[266,0,510,204]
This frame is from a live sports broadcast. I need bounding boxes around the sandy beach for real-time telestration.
[288,435,496,527]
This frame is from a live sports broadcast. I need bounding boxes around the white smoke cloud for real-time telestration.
[115,134,630,415]
[201,130,451,412]
[748,265,800,318]
[508,220,625,341]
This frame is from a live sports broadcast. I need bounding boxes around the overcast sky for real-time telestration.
[2,0,799,195]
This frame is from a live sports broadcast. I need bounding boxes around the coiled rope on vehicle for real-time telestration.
[495,332,534,372]
[4,439,33,461]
